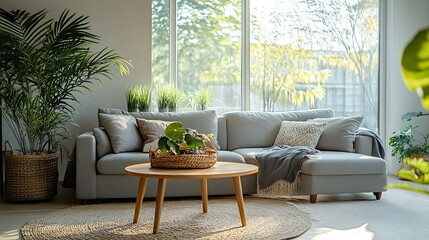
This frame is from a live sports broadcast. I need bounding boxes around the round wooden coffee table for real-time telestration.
[125,162,258,234]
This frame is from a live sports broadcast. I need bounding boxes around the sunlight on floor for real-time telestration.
[311,224,374,240]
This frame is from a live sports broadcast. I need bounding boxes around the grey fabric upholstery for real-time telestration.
[308,115,364,152]
[96,151,245,175]
[217,115,227,150]
[98,113,143,153]
[93,127,112,157]
[301,151,386,175]
[75,108,387,201]
[224,109,334,150]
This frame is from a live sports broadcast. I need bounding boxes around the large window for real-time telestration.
[152,0,380,130]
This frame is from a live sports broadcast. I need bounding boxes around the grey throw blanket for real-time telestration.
[356,128,385,159]
[255,146,319,189]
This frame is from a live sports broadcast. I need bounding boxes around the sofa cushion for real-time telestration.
[308,115,364,152]
[301,151,386,175]
[233,148,386,176]
[224,109,334,150]
[274,121,326,148]
[233,148,265,166]
[136,118,172,152]
[98,108,128,127]
[93,127,113,158]
[216,150,246,164]
[97,151,245,175]
[97,152,150,174]
[98,113,143,153]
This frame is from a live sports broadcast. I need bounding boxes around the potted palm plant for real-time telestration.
[0,9,131,201]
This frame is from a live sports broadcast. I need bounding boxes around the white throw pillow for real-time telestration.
[274,121,326,148]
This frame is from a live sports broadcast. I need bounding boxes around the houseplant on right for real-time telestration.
[0,9,131,201]
[386,26,429,194]
[389,111,429,161]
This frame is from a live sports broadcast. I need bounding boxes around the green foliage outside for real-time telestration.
[152,0,379,124]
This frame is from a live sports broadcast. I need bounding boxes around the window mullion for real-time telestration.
[241,0,250,111]
[169,0,177,87]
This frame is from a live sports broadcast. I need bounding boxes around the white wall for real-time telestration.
[0,0,152,180]
[384,0,429,173]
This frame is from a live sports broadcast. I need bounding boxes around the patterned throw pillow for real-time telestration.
[274,121,327,148]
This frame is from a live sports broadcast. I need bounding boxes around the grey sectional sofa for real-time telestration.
[76,109,387,203]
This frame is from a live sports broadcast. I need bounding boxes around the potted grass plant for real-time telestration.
[156,83,171,112]
[126,86,141,112]
[138,84,152,112]
[126,85,152,112]
[167,87,186,112]
[190,86,214,111]
[0,9,131,201]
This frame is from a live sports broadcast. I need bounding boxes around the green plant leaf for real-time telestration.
[165,122,185,141]
[158,136,169,152]
[184,133,204,149]
[167,139,181,155]
[401,27,429,110]
[401,111,424,122]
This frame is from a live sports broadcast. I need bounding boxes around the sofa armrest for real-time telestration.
[76,132,97,199]
[354,134,373,156]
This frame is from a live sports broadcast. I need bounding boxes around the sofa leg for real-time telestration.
[373,192,382,200]
[309,194,317,203]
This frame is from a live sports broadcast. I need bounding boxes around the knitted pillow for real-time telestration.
[274,121,326,148]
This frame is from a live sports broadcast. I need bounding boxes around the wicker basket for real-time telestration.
[4,141,59,202]
[150,147,218,169]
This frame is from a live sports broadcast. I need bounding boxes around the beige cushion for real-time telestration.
[98,113,143,153]
[274,121,326,148]
[308,115,364,152]
[93,127,112,157]
[136,119,172,152]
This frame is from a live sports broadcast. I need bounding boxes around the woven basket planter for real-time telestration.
[4,141,59,202]
[150,148,218,169]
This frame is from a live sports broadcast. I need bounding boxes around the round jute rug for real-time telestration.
[21,197,311,240]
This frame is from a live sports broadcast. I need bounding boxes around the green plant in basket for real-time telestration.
[157,122,214,155]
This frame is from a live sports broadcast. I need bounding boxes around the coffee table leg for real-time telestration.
[153,178,167,234]
[232,176,246,227]
[133,177,147,223]
[200,178,208,213]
